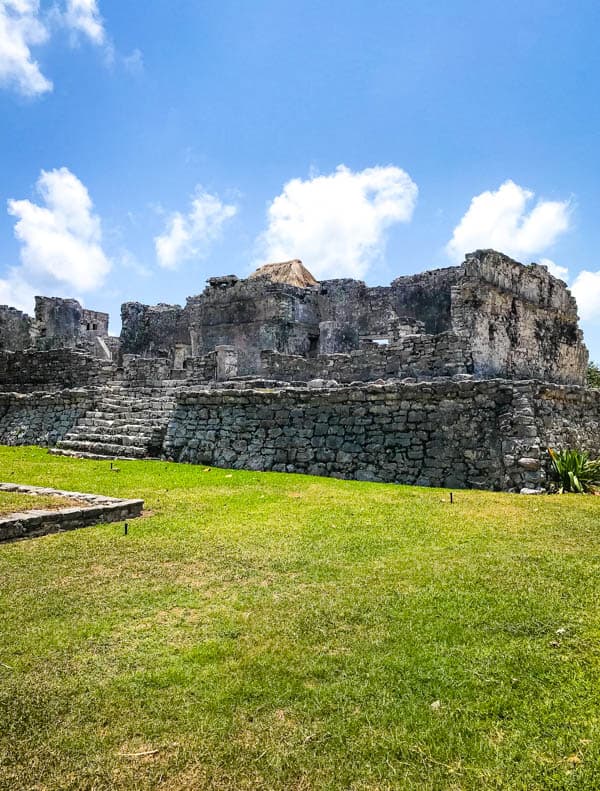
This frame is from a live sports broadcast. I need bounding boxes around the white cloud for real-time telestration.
[6,167,111,299]
[257,164,418,280]
[0,267,36,312]
[539,257,569,282]
[123,47,143,75]
[63,0,104,45]
[446,180,571,264]
[571,270,600,322]
[155,188,237,270]
[0,0,52,96]
[0,0,133,96]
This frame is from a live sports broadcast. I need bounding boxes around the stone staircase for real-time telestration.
[51,384,177,460]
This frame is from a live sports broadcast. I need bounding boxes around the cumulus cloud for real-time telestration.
[155,189,238,270]
[0,0,131,96]
[0,0,52,96]
[571,270,600,322]
[257,164,418,279]
[446,180,571,264]
[63,0,104,45]
[0,267,36,312]
[4,167,111,304]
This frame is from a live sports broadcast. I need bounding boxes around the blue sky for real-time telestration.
[1,0,600,358]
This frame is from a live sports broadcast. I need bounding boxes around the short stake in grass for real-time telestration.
[124,522,128,536]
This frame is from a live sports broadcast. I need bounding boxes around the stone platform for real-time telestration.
[0,482,144,542]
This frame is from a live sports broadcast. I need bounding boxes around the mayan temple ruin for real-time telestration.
[1,248,598,492]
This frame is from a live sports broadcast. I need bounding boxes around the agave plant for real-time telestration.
[548,448,600,494]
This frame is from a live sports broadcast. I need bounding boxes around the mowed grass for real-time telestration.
[0,491,86,516]
[0,446,599,791]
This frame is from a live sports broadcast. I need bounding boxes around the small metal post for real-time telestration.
[450,492,454,504]
[124,522,128,535]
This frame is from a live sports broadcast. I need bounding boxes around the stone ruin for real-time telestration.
[1,249,598,492]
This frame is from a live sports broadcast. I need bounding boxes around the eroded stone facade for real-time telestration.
[0,250,595,492]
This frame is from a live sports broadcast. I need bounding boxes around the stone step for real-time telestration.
[91,403,173,414]
[75,419,158,435]
[57,439,148,458]
[63,431,154,446]
[85,410,172,421]
[49,448,143,461]
[100,396,174,406]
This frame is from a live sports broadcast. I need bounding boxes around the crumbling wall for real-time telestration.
[390,266,462,334]
[260,332,473,382]
[186,279,320,374]
[162,381,511,489]
[0,350,116,392]
[0,305,33,351]
[122,355,172,386]
[0,389,96,446]
[120,302,190,359]
[451,250,588,384]
[163,380,600,491]
[33,297,109,350]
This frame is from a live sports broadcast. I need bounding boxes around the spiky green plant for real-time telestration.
[548,448,600,493]
[587,362,600,389]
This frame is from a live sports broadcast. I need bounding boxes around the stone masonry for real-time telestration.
[0,249,596,491]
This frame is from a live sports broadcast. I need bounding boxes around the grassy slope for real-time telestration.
[0,445,599,791]
[0,491,85,516]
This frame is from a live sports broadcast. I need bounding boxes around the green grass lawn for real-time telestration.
[1,445,599,790]
[0,491,84,516]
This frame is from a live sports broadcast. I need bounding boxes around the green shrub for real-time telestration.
[548,448,600,494]
[587,362,600,388]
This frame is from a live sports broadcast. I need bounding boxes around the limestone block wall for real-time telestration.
[122,355,172,386]
[260,332,473,383]
[120,302,189,360]
[0,350,116,392]
[162,380,600,491]
[0,390,96,446]
[185,279,321,374]
[0,305,33,352]
[451,250,588,384]
[163,381,513,489]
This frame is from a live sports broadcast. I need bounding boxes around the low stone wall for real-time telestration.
[0,483,143,542]
[0,349,115,392]
[163,380,600,491]
[0,389,96,446]
[122,355,172,386]
[260,332,473,383]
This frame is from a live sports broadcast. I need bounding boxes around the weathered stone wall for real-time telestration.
[451,250,588,384]
[186,279,320,374]
[120,302,190,360]
[33,297,109,350]
[122,355,172,386]
[260,332,473,382]
[391,266,462,334]
[162,380,600,491]
[162,381,515,489]
[0,389,96,446]
[0,305,33,351]
[0,350,116,392]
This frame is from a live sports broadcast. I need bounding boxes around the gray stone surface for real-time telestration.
[0,249,596,492]
[0,482,143,542]
[162,380,600,492]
